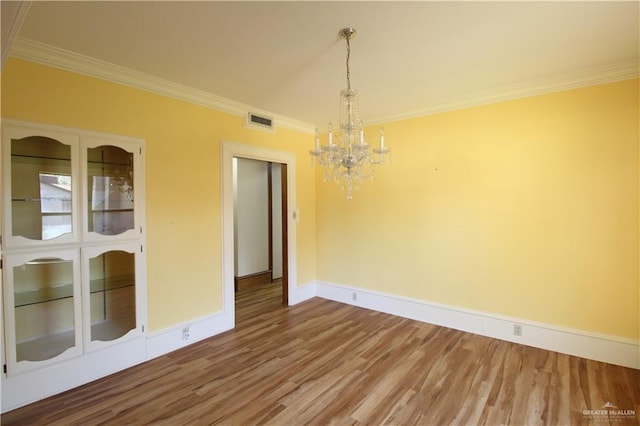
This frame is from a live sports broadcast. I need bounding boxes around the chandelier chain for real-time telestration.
[346,34,351,90]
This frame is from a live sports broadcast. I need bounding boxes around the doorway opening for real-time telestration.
[221,140,297,327]
[232,158,288,307]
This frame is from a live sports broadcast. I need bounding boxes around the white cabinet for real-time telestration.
[82,137,143,243]
[1,126,80,248]
[3,249,82,376]
[82,243,144,353]
[1,120,146,378]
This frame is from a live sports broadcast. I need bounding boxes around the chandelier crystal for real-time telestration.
[309,27,391,200]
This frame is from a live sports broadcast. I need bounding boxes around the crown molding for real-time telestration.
[9,37,638,131]
[368,61,640,126]
[1,2,32,69]
[9,37,316,135]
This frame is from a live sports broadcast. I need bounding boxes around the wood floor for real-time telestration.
[3,282,639,425]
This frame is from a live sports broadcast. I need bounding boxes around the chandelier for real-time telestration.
[309,27,391,200]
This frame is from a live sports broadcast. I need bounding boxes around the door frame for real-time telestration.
[221,140,297,325]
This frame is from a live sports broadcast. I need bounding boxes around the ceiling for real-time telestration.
[2,1,639,130]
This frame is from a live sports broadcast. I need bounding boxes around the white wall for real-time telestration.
[233,158,269,277]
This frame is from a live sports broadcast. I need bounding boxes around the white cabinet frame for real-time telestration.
[1,120,146,379]
[2,249,83,376]
[1,124,81,249]
[80,135,144,243]
[81,242,146,353]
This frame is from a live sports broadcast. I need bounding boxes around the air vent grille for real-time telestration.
[245,112,274,131]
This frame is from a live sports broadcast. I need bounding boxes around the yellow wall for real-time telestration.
[316,79,639,340]
[2,58,638,342]
[1,58,317,331]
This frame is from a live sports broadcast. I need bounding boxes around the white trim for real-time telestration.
[9,37,315,135]
[244,113,276,134]
[9,38,638,130]
[2,249,83,376]
[368,61,639,126]
[1,2,32,69]
[1,335,146,412]
[221,141,298,324]
[316,281,640,369]
[79,135,144,244]
[146,280,316,361]
[146,310,233,360]
[4,275,635,411]
[146,281,316,361]
[289,281,317,305]
[1,122,81,249]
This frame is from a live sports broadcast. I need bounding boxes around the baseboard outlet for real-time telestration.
[316,281,639,369]
[146,310,233,360]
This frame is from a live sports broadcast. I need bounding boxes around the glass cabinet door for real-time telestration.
[2,127,79,248]
[3,249,83,375]
[82,243,142,351]
[2,122,146,385]
[83,139,141,242]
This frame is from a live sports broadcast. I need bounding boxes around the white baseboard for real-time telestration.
[316,281,639,369]
[146,281,317,360]
[289,281,317,305]
[2,336,146,412]
[146,309,234,360]
[5,280,635,412]
[2,312,235,412]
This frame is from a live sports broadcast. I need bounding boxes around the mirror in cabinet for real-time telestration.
[87,145,134,236]
[88,250,136,343]
[10,136,74,242]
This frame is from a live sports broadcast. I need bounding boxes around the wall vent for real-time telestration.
[245,112,275,132]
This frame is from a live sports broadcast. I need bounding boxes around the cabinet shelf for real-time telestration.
[89,208,134,213]
[89,275,135,293]
[92,318,136,342]
[14,275,134,307]
[15,317,135,362]
[11,153,131,167]
[88,161,131,167]
[11,153,71,162]
[14,285,73,307]
[17,329,75,363]
[12,198,71,203]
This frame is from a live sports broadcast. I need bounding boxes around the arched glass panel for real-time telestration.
[87,146,134,235]
[14,257,75,361]
[11,136,72,240]
[89,250,136,342]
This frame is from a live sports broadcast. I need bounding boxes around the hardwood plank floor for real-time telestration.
[3,283,639,425]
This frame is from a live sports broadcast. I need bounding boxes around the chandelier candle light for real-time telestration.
[309,27,391,200]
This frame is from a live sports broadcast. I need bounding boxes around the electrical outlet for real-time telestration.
[182,326,190,341]
[352,292,357,301]
[513,324,522,336]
